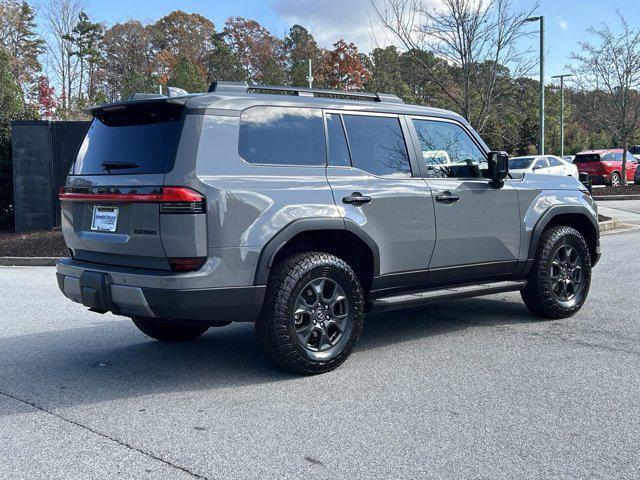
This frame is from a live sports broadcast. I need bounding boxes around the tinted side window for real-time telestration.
[326,113,351,167]
[412,119,486,178]
[613,152,623,161]
[239,106,325,166]
[342,115,411,177]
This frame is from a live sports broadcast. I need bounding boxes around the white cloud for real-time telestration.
[555,16,569,31]
[269,0,401,52]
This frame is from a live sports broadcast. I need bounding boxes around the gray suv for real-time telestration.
[56,82,600,374]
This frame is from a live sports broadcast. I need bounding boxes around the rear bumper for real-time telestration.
[56,260,265,324]
[587,174,608,185]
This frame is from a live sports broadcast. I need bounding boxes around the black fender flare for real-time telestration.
[253,218,380,285]
[527,204,599,261]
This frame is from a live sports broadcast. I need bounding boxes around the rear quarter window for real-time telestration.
[239,106,325,166]
[73,103,183,175]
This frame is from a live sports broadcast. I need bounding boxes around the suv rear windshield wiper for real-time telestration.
[101,161,141,172]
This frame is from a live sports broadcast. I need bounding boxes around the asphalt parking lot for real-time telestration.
[1,228,640,480]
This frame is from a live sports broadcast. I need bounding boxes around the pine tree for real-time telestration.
[64,11,103,104]
[204,32,246,83]
[0,47,26,228]
[0,1,44,103]
[167,56,207,93]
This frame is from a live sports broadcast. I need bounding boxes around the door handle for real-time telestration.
[342,193,372,206]
[435,193,460,203]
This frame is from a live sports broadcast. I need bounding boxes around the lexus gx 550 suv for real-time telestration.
[57,82,600,374]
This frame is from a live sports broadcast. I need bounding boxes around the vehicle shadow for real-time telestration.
[0,296,536,413]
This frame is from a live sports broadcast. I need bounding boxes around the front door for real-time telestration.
[408,116,521,286]
[324,111,436,293]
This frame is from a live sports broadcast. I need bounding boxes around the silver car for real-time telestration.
[56,82,600,374]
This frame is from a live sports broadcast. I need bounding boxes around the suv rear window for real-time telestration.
[574,154,600,163]
[72,103,183,175]
[239,106,325,166]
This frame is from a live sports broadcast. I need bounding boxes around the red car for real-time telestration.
[574,149,640,186]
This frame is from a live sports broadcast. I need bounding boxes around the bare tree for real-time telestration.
[42,0,83,111]
[570,13,640,186]
[373,0,538,134]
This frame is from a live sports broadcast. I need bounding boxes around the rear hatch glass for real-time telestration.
[72,103,183,175]
[574,154,601,163]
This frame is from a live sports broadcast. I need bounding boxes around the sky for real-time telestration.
[76,0,640,84]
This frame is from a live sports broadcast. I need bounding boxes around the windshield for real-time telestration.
[509,157,535,169]
[72,103,183,175]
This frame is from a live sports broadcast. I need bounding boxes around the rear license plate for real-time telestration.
[91,206,119,232]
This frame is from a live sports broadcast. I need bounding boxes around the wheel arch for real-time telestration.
[253,218,380,294]
[528,206,599,266]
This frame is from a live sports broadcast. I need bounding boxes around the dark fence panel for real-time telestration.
[11,121,90,232]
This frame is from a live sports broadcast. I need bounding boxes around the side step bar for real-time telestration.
[370,280,527,313]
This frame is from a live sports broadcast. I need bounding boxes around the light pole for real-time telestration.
[306,59,313,89]
[551,73,573,157]
[525,16,545,155]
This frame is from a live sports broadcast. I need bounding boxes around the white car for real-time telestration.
[509,155,579,177]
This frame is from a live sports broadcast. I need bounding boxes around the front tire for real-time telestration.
[256,252,365,375]
[521,226,592,319]
[131,317,209,342]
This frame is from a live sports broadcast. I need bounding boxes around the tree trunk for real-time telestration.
[67,52,72,111]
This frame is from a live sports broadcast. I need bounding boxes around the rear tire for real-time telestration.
[521,226,591,319]
[610,171,621,186]
[256,252,365,375]
[131,317,209,342]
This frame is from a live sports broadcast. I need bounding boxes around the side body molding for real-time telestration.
[253,218,381,285]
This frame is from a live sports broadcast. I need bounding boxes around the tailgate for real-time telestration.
[60,101,206,271]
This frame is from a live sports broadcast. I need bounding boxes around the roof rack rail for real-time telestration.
[207,81,404,104]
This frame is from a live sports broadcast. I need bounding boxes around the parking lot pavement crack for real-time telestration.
[0,390,211,480]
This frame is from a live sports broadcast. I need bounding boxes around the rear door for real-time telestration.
[407,116,520,286]
[60,102,202,271]
[324,111,435,292]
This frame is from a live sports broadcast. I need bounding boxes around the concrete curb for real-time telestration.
[0,257,64,266]
[594,195,640,201]
[598,217,621,232]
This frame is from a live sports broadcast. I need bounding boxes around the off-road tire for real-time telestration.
[521,225,592,319]
[256,252,365,375]
[131,317,209,342]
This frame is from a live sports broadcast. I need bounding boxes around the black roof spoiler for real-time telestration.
[83,95,191,117]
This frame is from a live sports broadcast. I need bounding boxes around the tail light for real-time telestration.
[168,257,207,272]
[59,186,205,214]
[159,187,205,214]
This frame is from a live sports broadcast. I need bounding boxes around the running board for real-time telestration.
[371,280,527,313]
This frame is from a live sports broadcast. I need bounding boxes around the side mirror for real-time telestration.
[532,165,542,171]
[487,151,509,188]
